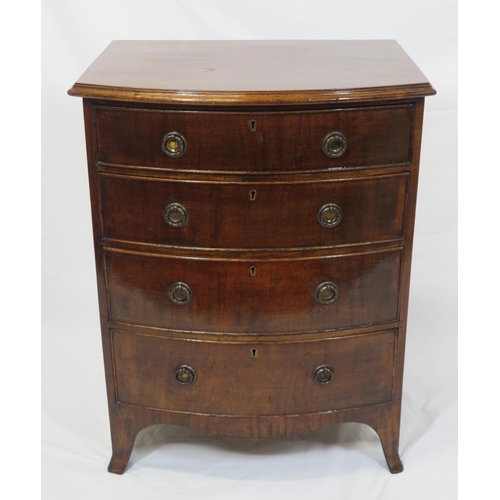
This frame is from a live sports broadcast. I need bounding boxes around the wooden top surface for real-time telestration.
[68,40,435,106]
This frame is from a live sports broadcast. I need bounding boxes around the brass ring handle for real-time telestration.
[174,364,197,385]
[318,203,342,228]
[164,203,188,227]
[168,282,192,305]
[315,281,338,305]
[313,364,334,384]
[162,131,187,158]
[322,131,347,158]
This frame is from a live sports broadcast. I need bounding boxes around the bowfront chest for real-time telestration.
[68,40,435,474]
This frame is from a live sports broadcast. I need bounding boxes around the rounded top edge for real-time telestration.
[68,82,436,106]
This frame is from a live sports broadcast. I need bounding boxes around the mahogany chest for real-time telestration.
[68,40,435,474]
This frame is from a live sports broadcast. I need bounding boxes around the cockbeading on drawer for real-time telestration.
[99,172,408,250]
[104,247,401,333]
[93,104,413,173]
[111,328,396,415]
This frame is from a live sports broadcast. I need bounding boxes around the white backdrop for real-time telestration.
[42,1,457,498]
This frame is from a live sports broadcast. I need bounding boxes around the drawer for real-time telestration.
[100,173,407,249]
[94,105,412,173]
[105,249,401,333]
[111,329,396,416]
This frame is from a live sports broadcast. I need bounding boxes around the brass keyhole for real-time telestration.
[251,348,257,358]
[250,120,257,131]
[250,266,256,276]
[250,190,257,201]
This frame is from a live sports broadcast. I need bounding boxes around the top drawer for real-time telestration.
[94,105,413,173]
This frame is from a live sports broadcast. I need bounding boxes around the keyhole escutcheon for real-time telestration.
[251,348,257,358]
[250,265,257,276]
[250,120,257,131]
[250,190,257,201]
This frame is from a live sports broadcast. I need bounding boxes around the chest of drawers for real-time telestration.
[68,40,435,474]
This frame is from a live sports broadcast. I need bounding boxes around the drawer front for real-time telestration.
[100,173,407,249]
[111,329,395,415]
[94,105,412,173]
[105,249,401,333]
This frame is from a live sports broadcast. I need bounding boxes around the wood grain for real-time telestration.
[69,40,435,474]
[111,329,396,415]
[68,40,435,105]
[99,172,407,249]
[93,104,413,172]
[104,248,401,333]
